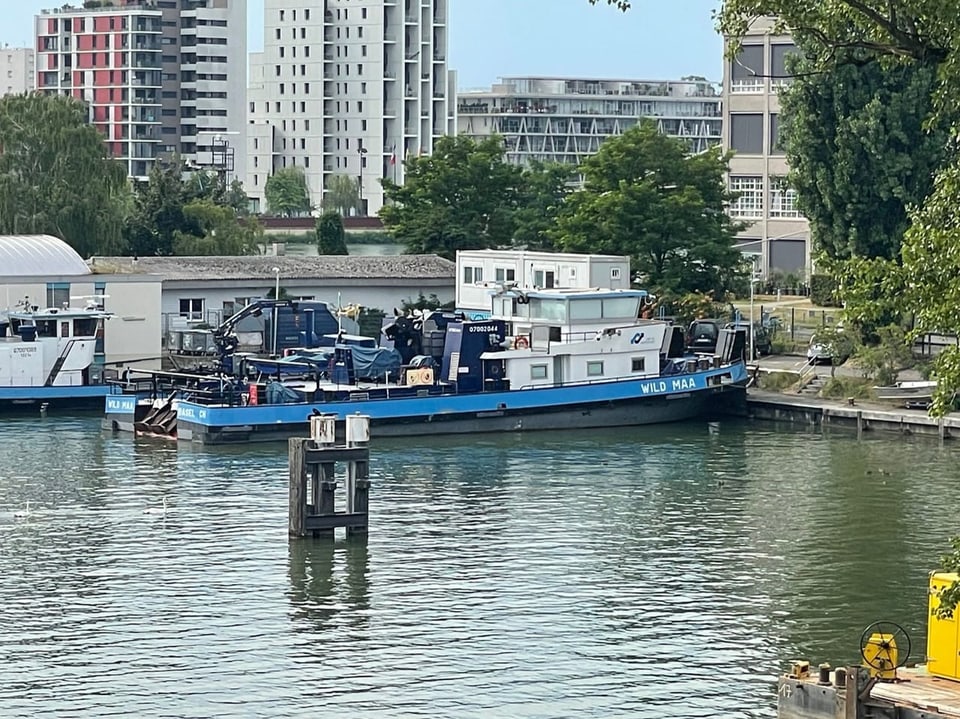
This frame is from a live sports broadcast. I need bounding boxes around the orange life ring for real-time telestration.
[513,335,530,350]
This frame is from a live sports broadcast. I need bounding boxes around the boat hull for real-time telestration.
[103,364,748,444]
[0,384,117,412]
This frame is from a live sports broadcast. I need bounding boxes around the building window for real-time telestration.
[463,266,482,284]
[769,113,785,155]
[304,8,310,20]
[494,267,515,282]
[530,364,548,380]
[610,268,621,280]
[179,298,204,320]
[730,44,764,93]
[730,113,763,155]
[729,176,764,219]
[631,357,646,373]
[533,270,555,288]
[586,361,604,377]
[771,43,797,87]
[769,178,800,218]
[46,283,70,308]
[361,8,367,18]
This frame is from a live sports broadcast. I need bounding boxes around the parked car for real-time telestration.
[807,333,851,365]
[685,319,723,354]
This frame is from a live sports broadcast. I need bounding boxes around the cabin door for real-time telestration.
[553,355,564,387]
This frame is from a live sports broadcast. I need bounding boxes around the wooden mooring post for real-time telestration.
[288,414,371,539]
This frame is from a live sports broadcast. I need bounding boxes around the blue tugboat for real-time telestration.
[104,287,748,443]
[0,297,117,410]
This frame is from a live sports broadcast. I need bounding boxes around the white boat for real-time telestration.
[0,297,116,409]
[874,380,938,406]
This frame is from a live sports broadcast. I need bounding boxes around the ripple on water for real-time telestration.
[1,418,959,717]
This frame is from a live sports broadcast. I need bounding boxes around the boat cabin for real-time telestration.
[0,302,110,388]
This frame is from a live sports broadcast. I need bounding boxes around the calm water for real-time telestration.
[1,416,958,718]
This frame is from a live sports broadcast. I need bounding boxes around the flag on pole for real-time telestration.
[389,144,396,166]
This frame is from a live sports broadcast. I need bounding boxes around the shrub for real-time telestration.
[810,274,841,307]
[821,376,873,399]
[757,371,798,392]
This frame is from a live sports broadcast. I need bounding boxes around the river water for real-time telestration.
[0,416,957,718]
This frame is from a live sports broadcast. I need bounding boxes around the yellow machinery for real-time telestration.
[860,620,910,681]
[927,571,960,681]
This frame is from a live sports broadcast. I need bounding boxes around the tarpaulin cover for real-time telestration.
[267,381,302,404]
[350,346,402,381]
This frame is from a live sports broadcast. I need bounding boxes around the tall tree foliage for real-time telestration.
[264,166,312,217]
[379,135,523,259]
[316,211,349,255]
[780,43,948,261]
[513,160,577,251]
[0,94,129,257]
[325,174,360,217]
[553,122,745,298]
[126,160,256,256]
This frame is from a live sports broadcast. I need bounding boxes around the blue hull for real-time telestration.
[104,363,748,443]
[0,384,118,411]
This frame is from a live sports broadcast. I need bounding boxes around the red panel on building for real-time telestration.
[77,54,93,70]
[94,16,112,32]
[115,106,125,121]
[73,18,83,33]
[73,71,83,86]
[77,34,94,51]
[115,52,124,67]
[47,18,55,34]
[94,70,110,85]
[48,54,57,70]
[94,87,111,104]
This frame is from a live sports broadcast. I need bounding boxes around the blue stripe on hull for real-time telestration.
[166,363,748,442]
[0,385,117,411]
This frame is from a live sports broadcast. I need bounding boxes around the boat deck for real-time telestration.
[871,667,960,716]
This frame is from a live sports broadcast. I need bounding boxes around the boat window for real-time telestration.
[631,357,646,372]
[528,298,566,322]
[587,360,604,377]
[601,297,641,319]
[530,364,548,380]
[74,318,98,336]
[60,321,70,338]
[569,299,602,320]
[495,297,515,316]
[35,320,57,338]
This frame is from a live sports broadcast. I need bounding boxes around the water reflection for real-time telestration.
[287,538,371,633]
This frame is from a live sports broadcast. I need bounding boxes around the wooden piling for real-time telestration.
[288,415,371,539]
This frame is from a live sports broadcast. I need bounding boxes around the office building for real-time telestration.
[722,16,808,277]
[35,0,246,182]
[0,47,36,95]
[247,0,456,215]
[457,76,722,166]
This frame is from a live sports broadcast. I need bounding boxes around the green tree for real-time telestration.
[0,94,130,257]
[379,135,523,259]
[171,200,261,256]
[553,121,745,298]
[126,160,198,256]
[513,160,577,251]
[264,167,312,217]
[316,211,349,255]
[325,174,360,216]
[780,43,949,261]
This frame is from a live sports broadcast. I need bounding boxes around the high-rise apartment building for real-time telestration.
[247,0,456,215]
[35,0,246,182]
[0,47,36,96]
[722,16,808,277]
[458,76,722,166]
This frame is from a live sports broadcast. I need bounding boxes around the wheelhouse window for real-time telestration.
[530,364,548,380]
[74,318,98,336]
[587,360,604,377]
[179,298,204,320]
[631,357,646,372]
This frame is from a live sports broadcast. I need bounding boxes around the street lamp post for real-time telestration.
[748,258,761,362]
[357,144,368,216]
[272,266,281,357]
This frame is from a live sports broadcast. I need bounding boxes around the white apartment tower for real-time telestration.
[0,47,36,96]
[248,0,456,215]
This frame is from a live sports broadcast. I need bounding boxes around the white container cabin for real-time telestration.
[456,249,631,313]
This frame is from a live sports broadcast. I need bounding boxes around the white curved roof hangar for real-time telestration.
[0,235,91,277]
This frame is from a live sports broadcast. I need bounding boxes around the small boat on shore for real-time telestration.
[104,287,749,443]
[874,380,938,408]
[0,297,118,410]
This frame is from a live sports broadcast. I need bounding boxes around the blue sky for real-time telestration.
[8,0,723,88]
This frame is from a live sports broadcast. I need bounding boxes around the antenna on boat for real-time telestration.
[70,294,110,310]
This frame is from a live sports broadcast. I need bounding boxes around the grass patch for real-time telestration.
[757,371,799,392]
[820,376,874,400]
